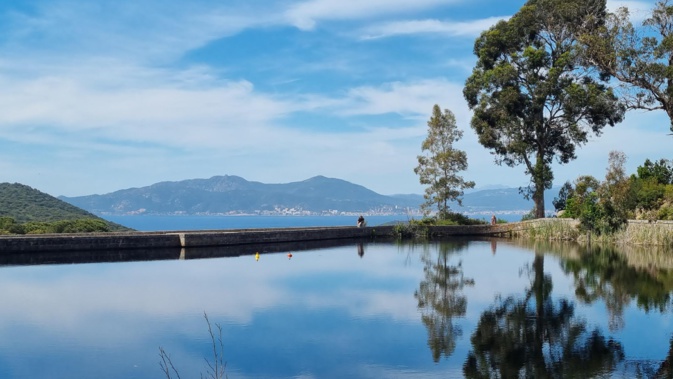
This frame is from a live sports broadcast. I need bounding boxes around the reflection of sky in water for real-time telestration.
[0,240,669,378]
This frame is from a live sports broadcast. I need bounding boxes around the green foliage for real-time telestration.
[665,185,673,203]
[1,218,112,235]
[415,105,475,216]
[560,152,637,235]
[658,204,673,220]
[521,209,537,221]
[636,159,673,185]
[393,222,429,239]
[564,170,628,236]
[630,158,673,213]
[0,182,130,232]
[439,212,486,226]
[393,213,486,239]
[553,181,574,212]
[559,155,673,233]
[581,0,673,131]
[633,177,665,210]
[464,0,624,219]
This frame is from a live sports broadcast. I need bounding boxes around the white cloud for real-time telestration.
[338,79,470,120]
[607,0,654,23]
[360,16,508,39]
[0,61,296,148]
[0,0,273,64]
[284,0,456,30]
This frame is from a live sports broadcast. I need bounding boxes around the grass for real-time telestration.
[513,218,673,247]
[512,219,581,241]
[611,222,673,247]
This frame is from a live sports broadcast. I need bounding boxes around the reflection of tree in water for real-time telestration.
[414,240,473,362]
[656,337,673,378]
[464,254,624,378]
[561,245,673,332]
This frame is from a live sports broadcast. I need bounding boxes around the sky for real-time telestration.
[0,0,668,197]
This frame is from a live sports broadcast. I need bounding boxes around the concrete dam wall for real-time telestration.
[0,222,530,253]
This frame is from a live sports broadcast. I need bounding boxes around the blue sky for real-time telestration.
[0,0,667,197]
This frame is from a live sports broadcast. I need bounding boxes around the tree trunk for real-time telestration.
[534,185,545,218]
[533,154,546,219]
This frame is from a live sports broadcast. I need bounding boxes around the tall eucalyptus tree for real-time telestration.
[464,0,625,218]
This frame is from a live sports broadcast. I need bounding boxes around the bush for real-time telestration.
[393,222,429,238]
[658,204,673,221]
[438,211,486,225]
[521,209,537,221]
[5,218,112,235]
[634,177,665,210]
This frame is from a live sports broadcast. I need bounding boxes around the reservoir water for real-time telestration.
[0,238,671,378]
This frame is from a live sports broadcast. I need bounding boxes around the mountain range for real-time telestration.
[59,175,559,217]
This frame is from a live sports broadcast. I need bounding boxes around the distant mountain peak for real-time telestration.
[59,175,421,216]
[57,175,558,217]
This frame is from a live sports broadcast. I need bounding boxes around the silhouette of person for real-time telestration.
[490,214,497,225]
[357,215,366,227]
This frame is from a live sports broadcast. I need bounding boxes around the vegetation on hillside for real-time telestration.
[554,152,673,235]
[0,182,131,234]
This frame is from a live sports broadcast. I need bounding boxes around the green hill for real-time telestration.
[0,183,131,232]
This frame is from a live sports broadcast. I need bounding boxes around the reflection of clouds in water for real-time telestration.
[300,290,418,322]
[0,260,281,329]
[0,244,423,337]
[357,363,455,378]
[0,245,427,378]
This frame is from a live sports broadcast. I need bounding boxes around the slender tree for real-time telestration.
[463,0,625,218]
[581,0,673,132]
[414,105,475,218]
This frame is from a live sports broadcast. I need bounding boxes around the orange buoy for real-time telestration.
[287,253,293,259]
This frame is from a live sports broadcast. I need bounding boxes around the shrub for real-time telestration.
[658,204,673,221]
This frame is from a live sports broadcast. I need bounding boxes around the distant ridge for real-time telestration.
[59,175,422,216]
[59,175,559,217]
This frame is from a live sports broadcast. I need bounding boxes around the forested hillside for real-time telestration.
[0,183,130,232]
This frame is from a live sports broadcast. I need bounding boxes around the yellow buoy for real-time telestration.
[255,252,260,261]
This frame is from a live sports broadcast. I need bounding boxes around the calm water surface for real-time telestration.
[0,238,671,378]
